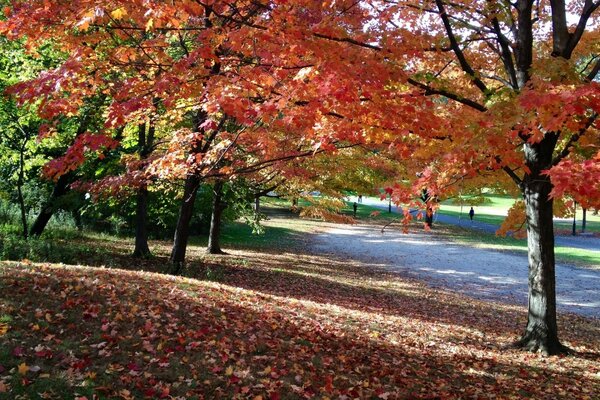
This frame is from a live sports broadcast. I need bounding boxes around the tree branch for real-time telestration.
[585,58,600,82]
[552,112,598,166]
[407,78,488,112]
[434,0,489,94]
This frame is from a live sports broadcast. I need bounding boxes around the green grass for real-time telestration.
[440,194,600,233]
[440,224,600,269]
[341,201,399,221]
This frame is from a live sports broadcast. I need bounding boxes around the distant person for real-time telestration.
[353,202,358,217]
[469,206,474,221]
[358,195,363,203]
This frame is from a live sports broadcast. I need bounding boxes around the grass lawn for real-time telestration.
[439,194,600,233]
[1,208,599,399]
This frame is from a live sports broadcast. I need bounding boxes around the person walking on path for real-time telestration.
[469,207,475,222]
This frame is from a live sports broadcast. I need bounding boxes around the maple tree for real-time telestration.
[364,0,600,355]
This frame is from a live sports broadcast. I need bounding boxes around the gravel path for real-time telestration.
[312,224,600,319]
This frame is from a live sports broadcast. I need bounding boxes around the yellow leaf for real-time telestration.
[18,363,29,375]
[0,323,8,336]
[225,366,233,376]
[146,18,154,31]
[110,7,127,20]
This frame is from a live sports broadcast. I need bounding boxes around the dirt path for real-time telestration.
[311,223,600,319]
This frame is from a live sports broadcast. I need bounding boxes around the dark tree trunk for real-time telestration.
[17,182,27,239]
[29,115,95,237]
[29,174,71,237]
[424,206,434,228]
[582,208,587,233]
[133,123,153,258]
[72,207,83,231]
[207,180,227,255]
[133,187,151,257]
[17,144,28,239]
[515,136,569,355]
[254,195,260,215]
[169,174,201,274]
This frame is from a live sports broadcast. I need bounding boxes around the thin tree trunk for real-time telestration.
[582,208,587,233]
[169,174,201,274]
[17,146,28,239]
[424,206,434,228]
[207,180,226,255]
[515,137,568,355]
[254,195,260,215]
[133,123,153,258]
[72,207,83,231]
[133,186,151,257]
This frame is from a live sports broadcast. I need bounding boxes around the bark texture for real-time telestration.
[133,122,154,258]
[169,174,201,274]
[515,136,569,355]
[207,180,227,255]
[133,187,151,257]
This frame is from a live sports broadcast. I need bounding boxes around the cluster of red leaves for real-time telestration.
[546,151,600,209]
[42,133,120,181]
[1,252,599,399]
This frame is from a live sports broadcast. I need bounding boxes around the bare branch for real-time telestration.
[434,0,489,94]
[407,78,488,112]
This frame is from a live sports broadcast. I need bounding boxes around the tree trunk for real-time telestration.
[424,206,434,228]
[133,186,151,257]
[515,137,568,355]
[254,195,260,215]
[133,123,153,258]
[207,180,227,255]
[582,208,587,233]
[169,174,201,274]
[72,207,83,231]
[17,144,28,239]
[29,174,71,236]
[29,116,95,237]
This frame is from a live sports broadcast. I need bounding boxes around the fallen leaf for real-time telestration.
[18,362,29,375]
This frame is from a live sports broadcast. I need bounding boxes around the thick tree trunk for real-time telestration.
[169,174,201,274]
[515,137,568,355]
[29,174,71,237]
[207,181,227,255]
[133,186,151,257]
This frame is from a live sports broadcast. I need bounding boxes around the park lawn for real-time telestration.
[439,194,600,234]
[1,213,600,399]
[436,224,600,270]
